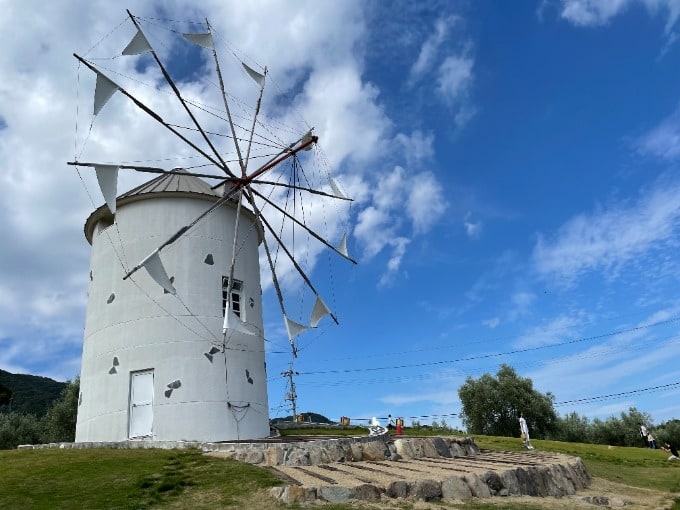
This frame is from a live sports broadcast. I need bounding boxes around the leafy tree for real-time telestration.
[0,412,42,449]
[550,411,594,443]
[654,419,680,447]
[587,407,652,447]
[458,364,557,437]
[41,378,79,443]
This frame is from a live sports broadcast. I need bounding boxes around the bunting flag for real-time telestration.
[242,62,265,87]
[310,295,331,327]
[337,232,350,258]
[94,164,119,214]
[223,309,258,336]
[93,72,120,115]
[183,33,214,49]
[329,176,346,199]
[122,29,153,55]
[139,250,176,294]
[285,316,308,342]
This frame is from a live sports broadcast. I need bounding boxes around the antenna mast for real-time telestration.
[282,366,299,419]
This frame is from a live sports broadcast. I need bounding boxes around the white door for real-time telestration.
[129,370,154,438]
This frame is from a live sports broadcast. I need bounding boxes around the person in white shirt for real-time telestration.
[519,412,534,450]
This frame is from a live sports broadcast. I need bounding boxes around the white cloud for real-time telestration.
[560,0,632,25]
[437,55,474,106]
[407,15,476,127]
[0,0,452,379]
[407,171,449,234]
[395,130,435,167]
[514,313,586,349]
[483,317,501,329]
[463,212,482,239]
[354,161,448,284]
[410,16,458,80]
[532,177,680,286]
[637,104,680,160]
[560,0,680,35]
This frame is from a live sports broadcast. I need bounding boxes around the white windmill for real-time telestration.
[71,11,354,443]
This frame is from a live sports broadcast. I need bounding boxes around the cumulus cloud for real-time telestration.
[354,159,448,284]
[532,177,680,287]
[0,0,452,379]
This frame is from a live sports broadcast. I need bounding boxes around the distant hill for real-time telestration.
[0,369,67,417]
[270,412,333,424]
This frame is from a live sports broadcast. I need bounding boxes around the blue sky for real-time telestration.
[1,0,680,431]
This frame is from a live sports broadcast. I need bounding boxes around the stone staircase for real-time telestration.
[204,434,591,505]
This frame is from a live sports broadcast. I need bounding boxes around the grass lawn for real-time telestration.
[0,448,283,510]
[1,434,678,509]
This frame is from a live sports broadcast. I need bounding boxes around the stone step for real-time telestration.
[268,450,590,504]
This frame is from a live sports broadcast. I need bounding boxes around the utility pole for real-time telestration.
[282,366,299,420]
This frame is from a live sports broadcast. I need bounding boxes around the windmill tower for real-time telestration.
[71,12,355,442]
[75,170,269,442]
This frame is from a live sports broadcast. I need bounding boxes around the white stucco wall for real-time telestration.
[76,191,269,442]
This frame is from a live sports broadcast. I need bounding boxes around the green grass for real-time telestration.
[0,448,282,509]
[2,434,679,509]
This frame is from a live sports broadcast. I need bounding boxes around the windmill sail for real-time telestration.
[93,72,119,115]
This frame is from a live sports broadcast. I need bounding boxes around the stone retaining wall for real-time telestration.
[203,433,479,466]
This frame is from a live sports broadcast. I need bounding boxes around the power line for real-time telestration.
[554,381,680,407]
[297,315,680,376]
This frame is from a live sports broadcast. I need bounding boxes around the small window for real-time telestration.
[222,276,243,318]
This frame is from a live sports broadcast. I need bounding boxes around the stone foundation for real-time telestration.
[18,432,591,505]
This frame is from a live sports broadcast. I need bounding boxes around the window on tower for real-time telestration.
[222,276,243,318]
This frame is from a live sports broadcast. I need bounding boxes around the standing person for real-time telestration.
[661,442,679,460]
[519,412,534,450]
[387,414,395,429]
[646,430,657,449]
[639,423,649,447]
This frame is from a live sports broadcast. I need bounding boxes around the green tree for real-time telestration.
[0,412,42,449]
[590,407,652,447]
[41,378,79,443]
[458,364,557,437]
[551,411,593,443]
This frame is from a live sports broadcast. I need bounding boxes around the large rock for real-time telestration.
[352,484,381,502]
[441,476,473,500]
[463,472,492,498]
[264,446,284,466]
[386,480,409,499]
[283,448,311,466]
[431,437,452,458]
[482,470,503,495]
[501,469,521,496]
[409,479,442,501]
[361,439,389,461]
[272,485,316,503]
[319,486,353,503]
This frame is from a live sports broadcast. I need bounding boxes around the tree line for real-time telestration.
[1,366,678,449]
[458,364,680,448]
[0,378,78,449]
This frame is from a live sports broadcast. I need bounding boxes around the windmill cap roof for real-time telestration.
[83,168,254,244]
